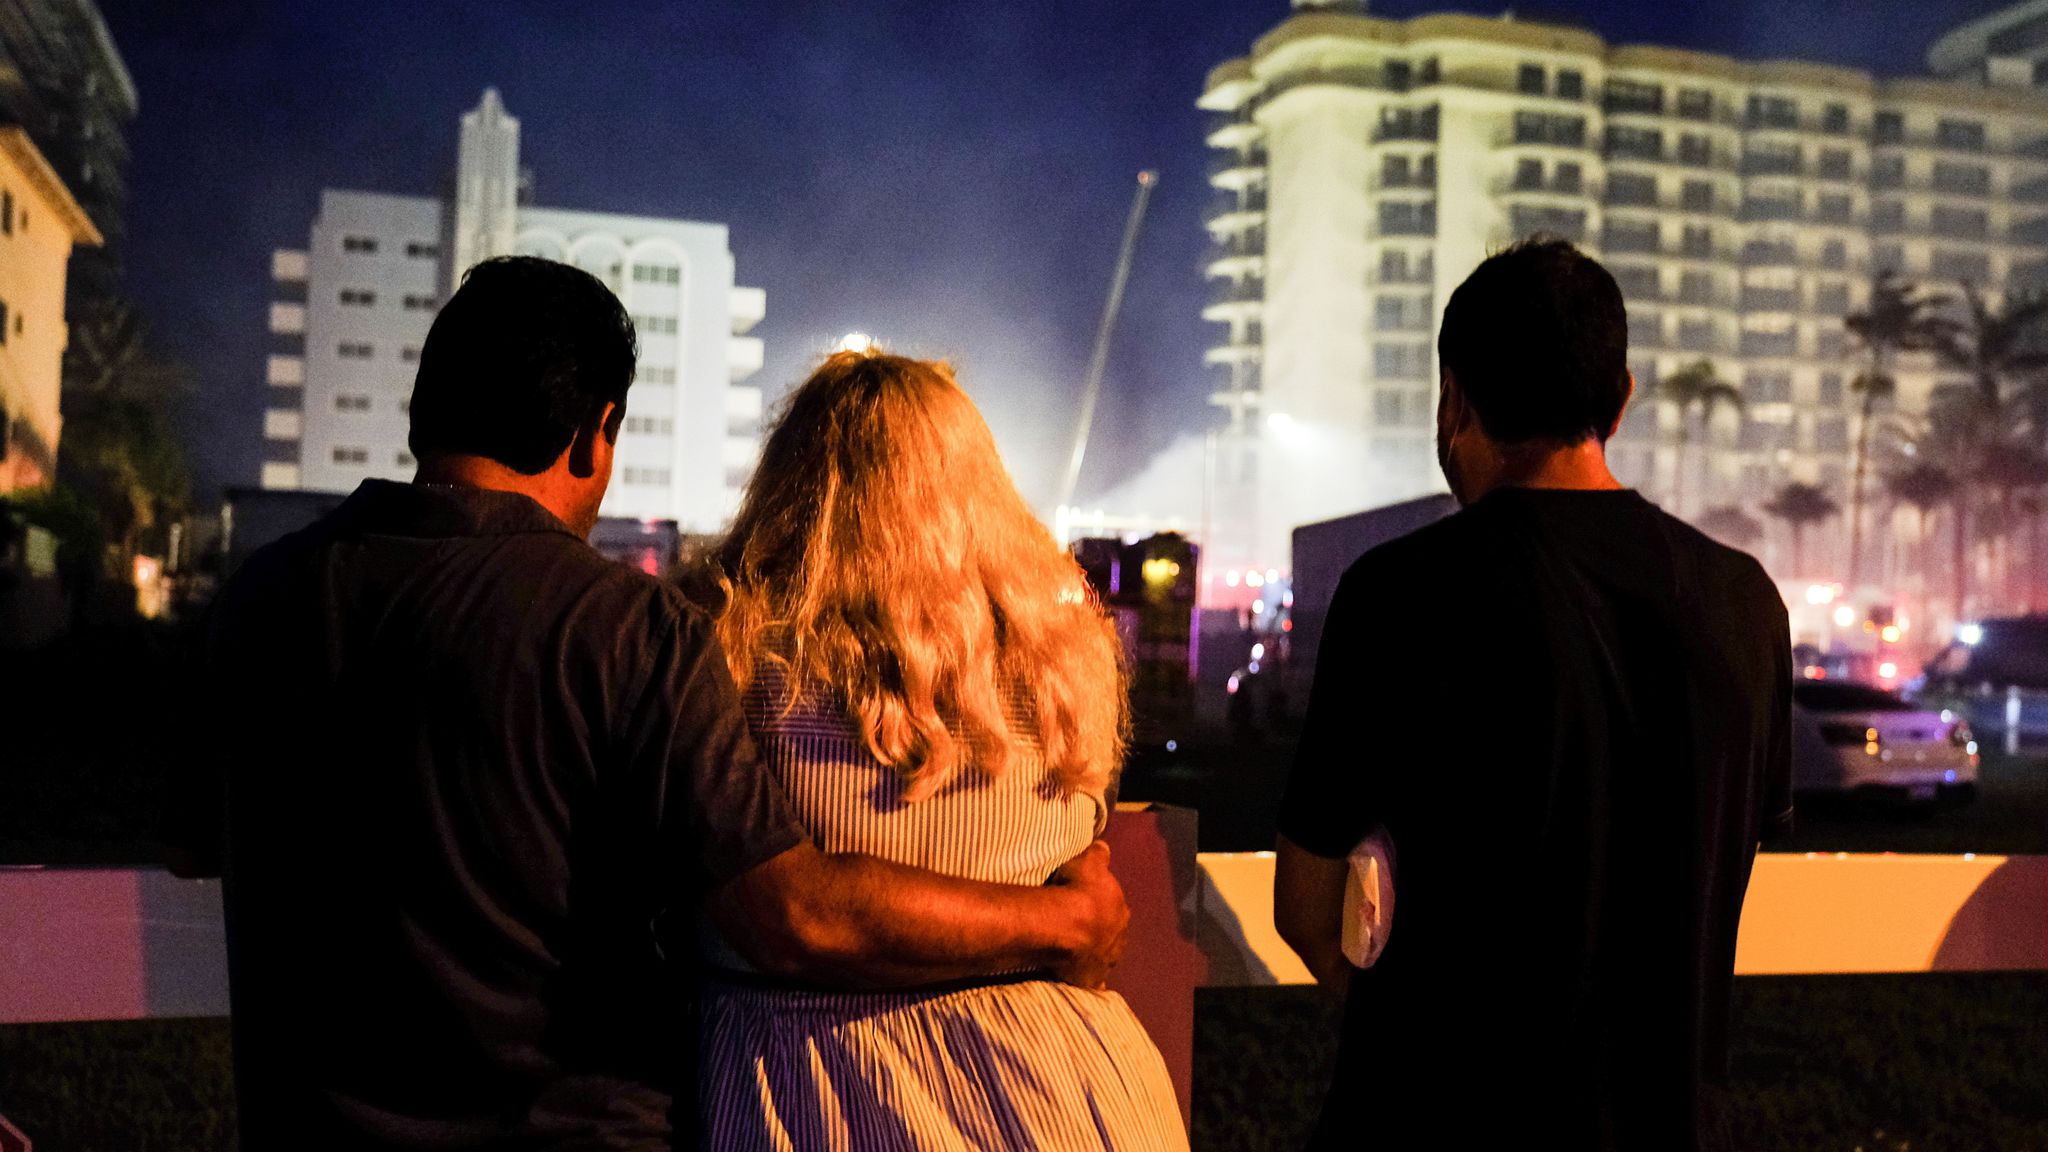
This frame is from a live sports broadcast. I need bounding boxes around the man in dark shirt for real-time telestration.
[204,257,1127,1149]
[1273,239,1792,1151]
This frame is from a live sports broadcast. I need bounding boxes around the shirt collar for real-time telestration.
[333,479,584,541]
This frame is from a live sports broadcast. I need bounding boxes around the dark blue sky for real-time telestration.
[96,0,2008,508]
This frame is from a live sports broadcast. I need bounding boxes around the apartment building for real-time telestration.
[265,90,766,532]
[0,126,99,494]
[1201,0,2048,575]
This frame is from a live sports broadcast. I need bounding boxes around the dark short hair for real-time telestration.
[407,256,638,473]
[1436,237,1630,444]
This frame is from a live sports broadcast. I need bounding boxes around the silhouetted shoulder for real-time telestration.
[1643,503,1784,617]
[1335,507,1478,596]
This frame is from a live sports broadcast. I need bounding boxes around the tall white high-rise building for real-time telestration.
[1201,1,2048,577]
[264,89,765,532]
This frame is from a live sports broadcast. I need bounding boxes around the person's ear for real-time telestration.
[567,402,621,480]
[1607,373,1636,441]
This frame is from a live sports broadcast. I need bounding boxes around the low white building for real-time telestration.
[265,89,764,532]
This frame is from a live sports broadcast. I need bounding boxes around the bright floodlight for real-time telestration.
[1878,661,1899,680]
[1265,411,1295,432]
[1832,605,1856,628]
[1805,584,1835,606]
[835,331,876,354]
[1958,622,1985,646]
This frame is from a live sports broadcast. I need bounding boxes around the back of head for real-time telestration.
[408,256,638,472]
[1437,237,1630,444]
[717,350,1127,802]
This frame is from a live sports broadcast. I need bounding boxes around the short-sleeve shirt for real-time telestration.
[205,480,807,1149]
[1278,488,1792,1152]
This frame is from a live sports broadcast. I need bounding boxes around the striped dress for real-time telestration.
[698,665,1188,1152]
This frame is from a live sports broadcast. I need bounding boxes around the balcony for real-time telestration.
[1207,146,1267,191]
[2013,178,2048,203]
[1601,228,1662,255]
[265,354,304,387]
[1204,111,1264,150]
[1603,91,1665,118]
[268,303,306,336]
[729,286,766,336]
[728,335,764,382]
[1676,325,1734,355]
[1204,191,1267,234]
[262,409,301,442]
[271,248,308,283]
[1203,340,1263,367]
[1205,238,1265,280]
[1203,278,1264,323]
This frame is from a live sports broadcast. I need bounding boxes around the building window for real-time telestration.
[1931,249,1990,282]
[1377,200,1435,237]
[406,242,438,259]
[401,346,421,362]
[1819,372,1845,406]
[1612,263,1660,299]
[332,446,370,464]
[1872,155,1905,188]
[625,416,674,435]
[1933,162,1991,196]
[1817,148,1853,181]
[1677,133,1713,166]
[640,365,678,385]
[1821,238,1849,269]
[1373,342,1430,380]
[1603,219,1661,254]
[1931,205,1988,240]
[1680,180,1714,212]
[1518,63,1546,96]
[1874,243,1905,274]
[1679,270,1718,303]
[1747,94,1799,129]
[1513,157,1542,190]
[1608,172,1656,206]
[1510,205,1587,243]
[397,450,416,468]
[1681,224,1715,257]
[342,235,379,253]
[399,398,412,415]
[1815,192,1853,223]
[1743,141,1801,176]
[1382,153,1433,188]
[1555,69,1584,100]
[1873,111,1904,144]
[631,264,682,285]
[1378,249,1431,284]
[1605,78,1662,116]
[1516,112,1586,147]
[623,467,672,486]
[334,394,372,412]
[1871,200,1904,231]
[338,342,374,359]
[339,288,376,306]
[1822,103,1850,134]
[1384,59,1412,92]
[1936,119,1986,151]
[402,294,438,311]
[634,314,679,335]
[1676,88,1713,121]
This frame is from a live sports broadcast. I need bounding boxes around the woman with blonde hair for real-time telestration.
[695,349,1186,1150]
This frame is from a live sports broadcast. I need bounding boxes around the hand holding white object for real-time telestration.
[1339,825,1396,969]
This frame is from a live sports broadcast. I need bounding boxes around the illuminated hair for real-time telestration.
[716,350,1128,803]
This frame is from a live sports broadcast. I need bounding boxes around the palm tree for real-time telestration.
[1763,482,1840,578]
[1660,359,1744,516]
[1694,505,1765,551]
[1843,271,1942,588]
[1887,463,1959,599]
[1926,283,2048,616]
[1978,440,2048,608]
[54,300,193,585]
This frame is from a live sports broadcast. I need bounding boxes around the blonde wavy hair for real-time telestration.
[714,350,1128,803]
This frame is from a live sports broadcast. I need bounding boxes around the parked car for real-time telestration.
[1791,680,1978,809]
[1913,616,2048,749]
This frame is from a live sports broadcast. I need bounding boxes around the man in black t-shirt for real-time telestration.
[1273,240,1792,1151]
[200,258,1128,1149]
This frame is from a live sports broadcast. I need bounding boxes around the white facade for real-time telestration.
[264,90,765,533]
[1201,6,2048,574]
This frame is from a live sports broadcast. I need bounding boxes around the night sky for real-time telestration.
[95,0,2009,511]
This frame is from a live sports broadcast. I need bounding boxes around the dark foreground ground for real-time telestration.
[4,974,2045,1151]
